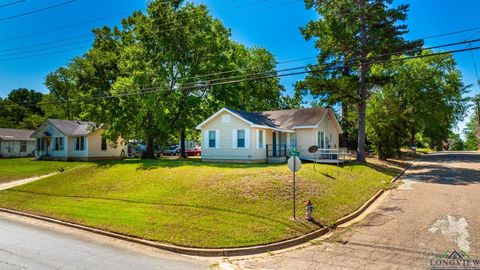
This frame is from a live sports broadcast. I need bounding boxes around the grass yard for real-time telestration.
[0,158,89,183]
[0,158,406,248]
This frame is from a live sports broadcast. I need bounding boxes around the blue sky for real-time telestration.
[0,0,478,133]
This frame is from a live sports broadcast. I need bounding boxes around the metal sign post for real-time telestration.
[287,156,301,220]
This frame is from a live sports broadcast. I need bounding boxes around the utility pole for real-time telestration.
[357,0,368,163]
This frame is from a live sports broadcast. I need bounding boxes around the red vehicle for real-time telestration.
[183,147,201,156]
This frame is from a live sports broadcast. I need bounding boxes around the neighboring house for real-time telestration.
[31,119,126,161]
[196,107,343,163]
[0,128,35,158]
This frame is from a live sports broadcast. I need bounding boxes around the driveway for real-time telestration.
[0,213,210,270]
[231,152,480,270]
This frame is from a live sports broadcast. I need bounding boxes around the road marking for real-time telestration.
[428,215,470,253]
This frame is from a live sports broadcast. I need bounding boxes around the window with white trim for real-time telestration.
[237,129,245,148]
[290,133,297,147]
[54,137,64,151]
[101,136,107,151]
[257,130,264,149]
[208,130,216,148]
[20,141,27,152]
[75,136,85,151]
[317,131,325,149]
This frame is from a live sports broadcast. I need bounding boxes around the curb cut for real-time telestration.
[0,158,418,257]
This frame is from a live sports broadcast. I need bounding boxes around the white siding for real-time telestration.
[200,111,263,162]
[0,140,35,158]
[87,129,125,159]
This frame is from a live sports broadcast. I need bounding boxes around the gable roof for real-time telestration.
[0,128,35,141]
[32,119,99,137]
[196,107,342,133]
[48,119,98,136]
[262,107,329,130]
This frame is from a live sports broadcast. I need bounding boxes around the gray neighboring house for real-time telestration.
[0,128,35,158]
[32,119,126,161]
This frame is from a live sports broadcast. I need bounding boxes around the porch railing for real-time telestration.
[266,144,287,157]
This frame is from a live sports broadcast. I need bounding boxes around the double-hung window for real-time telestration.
[208,131,216,148]
[20,141,27,152]
[318,131,325,149]
[290,133,297,147]
[101,136,107,151]
[54,137,64,151]
[257,130,264,149]
[237,129,245,148]
[75,136,85,151]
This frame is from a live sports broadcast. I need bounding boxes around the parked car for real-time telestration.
[187,147,201,156]
[162,145,179,156]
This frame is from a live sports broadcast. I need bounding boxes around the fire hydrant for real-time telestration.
[305,200,314,221]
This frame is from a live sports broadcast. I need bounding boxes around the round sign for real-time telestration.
[287,156,301,172]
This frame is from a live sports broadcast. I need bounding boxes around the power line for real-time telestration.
[0,0,76,22]
[0,0,25,8]
[0,39,91,57]
[0,34,91,52]
[0,46,89,62]
[4,44,480,108]
[0,11,130,42]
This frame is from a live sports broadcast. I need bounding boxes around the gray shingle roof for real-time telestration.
[228,107,329,130]
[47,119,98,136]
[0,128,35,141]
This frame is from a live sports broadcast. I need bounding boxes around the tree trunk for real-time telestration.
[357,0,368,163]
[180,129,187,159]
[341,102,349,148]
[144,133,155,159]
[410,126,415,147]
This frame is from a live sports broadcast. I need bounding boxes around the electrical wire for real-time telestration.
[0,0,76,22]
[0,0,25,8]
[4,44,480,108]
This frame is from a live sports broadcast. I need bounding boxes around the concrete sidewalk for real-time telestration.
[227,152,480,269]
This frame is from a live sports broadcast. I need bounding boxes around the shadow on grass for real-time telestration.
[94,158,285,171]
[5,189,317,231]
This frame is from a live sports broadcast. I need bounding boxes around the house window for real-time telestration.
[237,129,245,148]
[318,131,325,149]
[54,137,64,151]
[290,133,297,147]
[208,131,216,148]
[20,141,27,152]
[101,136,107,151]
[75,136,85,151]
[258,130,264,149]
[36,138,41,151]
[6,141,13,152]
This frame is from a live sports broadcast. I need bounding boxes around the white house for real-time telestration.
[196,107,343,163]
[0,128,35,158]
[31,119,126,161]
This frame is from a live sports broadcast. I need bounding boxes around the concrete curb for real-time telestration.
[0,158,418,257]
[0,207,329,257]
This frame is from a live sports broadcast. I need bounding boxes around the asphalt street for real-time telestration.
[232,152,480,270]
[0,213,209,270]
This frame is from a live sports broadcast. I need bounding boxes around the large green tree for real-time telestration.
[367,52,467,157]
[45,0,286,158]
[300,0,422,162]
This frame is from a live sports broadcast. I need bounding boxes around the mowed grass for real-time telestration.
[0,158,403,248]
[0,158,89,183]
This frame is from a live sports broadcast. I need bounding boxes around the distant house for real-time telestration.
[0,128,35,158]
[31,119,126,161]
[196,107,343,163]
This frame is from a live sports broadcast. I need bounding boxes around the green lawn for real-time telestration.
[0,158,403,248]
[0,158,89,183]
